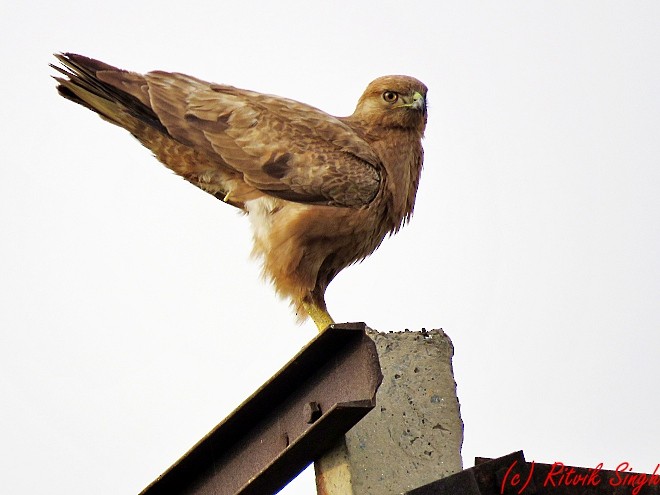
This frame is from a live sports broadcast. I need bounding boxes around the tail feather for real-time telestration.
[52,53,247,209]
[51,53,167,134]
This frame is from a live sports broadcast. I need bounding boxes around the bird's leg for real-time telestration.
[304,268,336,332]
[303,301,335,333]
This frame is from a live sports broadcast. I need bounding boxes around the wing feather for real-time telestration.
[144,72,381,207]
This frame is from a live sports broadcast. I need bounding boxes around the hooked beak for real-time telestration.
[397,91,426,111]
[411,91,425,111]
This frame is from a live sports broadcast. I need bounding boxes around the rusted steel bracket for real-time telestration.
[140,322,382,495]
[406,450,660,494]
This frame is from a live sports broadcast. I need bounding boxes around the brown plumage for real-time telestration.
[52,53,427,331]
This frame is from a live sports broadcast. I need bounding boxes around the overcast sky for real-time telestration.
[1,1,658,494]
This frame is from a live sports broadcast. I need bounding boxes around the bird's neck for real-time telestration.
[340,116,425,233]
[370,128,424,233]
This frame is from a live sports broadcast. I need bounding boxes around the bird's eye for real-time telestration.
[382,91,398,103]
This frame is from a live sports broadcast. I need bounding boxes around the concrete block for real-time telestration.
[315,328,463,495]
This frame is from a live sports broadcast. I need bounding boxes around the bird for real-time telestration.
[51,53,427,332]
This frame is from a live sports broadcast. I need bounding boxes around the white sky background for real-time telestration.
[1,1,658,493]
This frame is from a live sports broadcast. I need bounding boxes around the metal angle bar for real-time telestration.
[139,323,382,495]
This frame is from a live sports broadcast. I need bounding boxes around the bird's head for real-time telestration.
[351,75,427,133]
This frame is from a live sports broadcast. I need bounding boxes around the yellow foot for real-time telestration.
[303,302,335,332]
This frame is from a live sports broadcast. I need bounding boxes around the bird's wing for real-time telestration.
[136,71,382,207]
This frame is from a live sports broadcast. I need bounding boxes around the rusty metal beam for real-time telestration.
[406,450,660,494]
[140,323,382,495]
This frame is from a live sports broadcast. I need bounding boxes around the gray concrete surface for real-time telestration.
[315,328,463,495]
